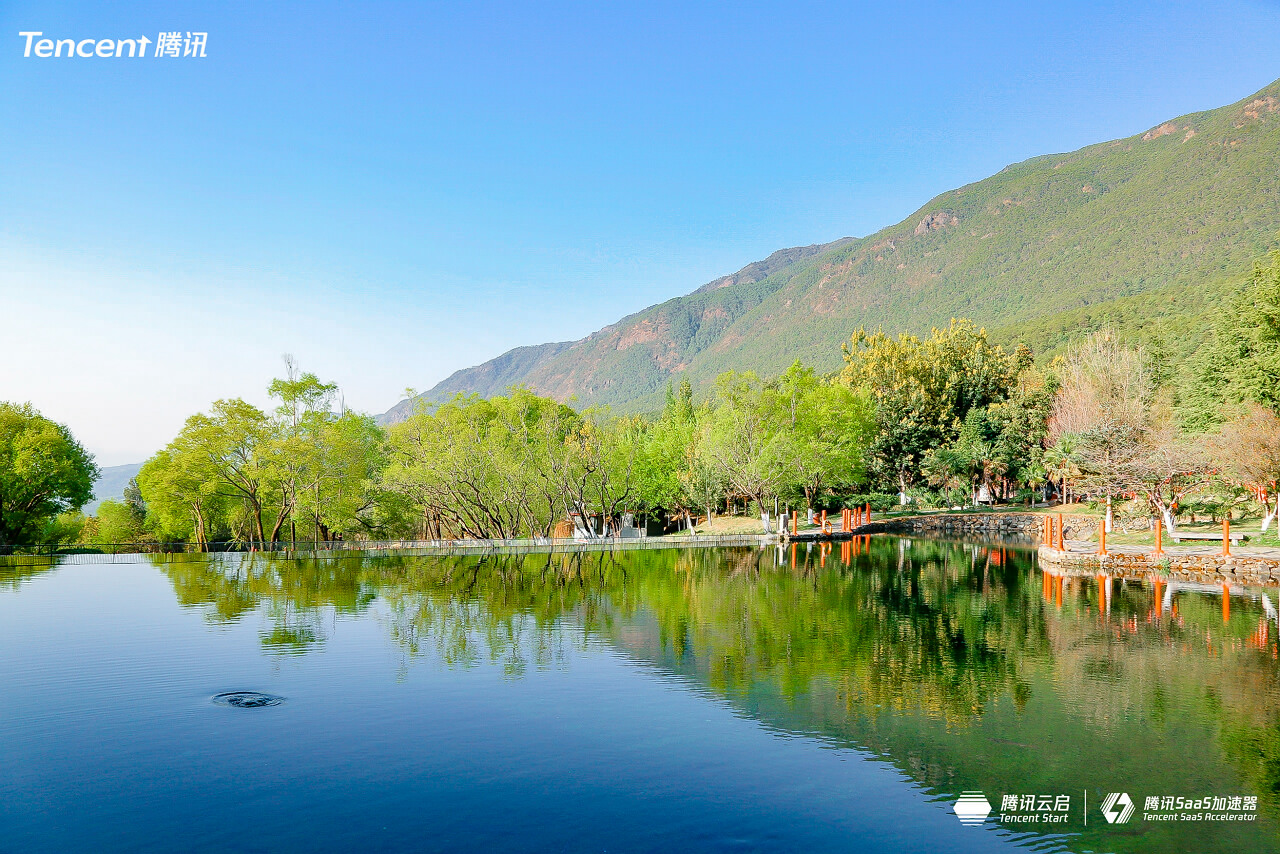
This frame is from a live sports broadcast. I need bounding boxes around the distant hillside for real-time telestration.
[383,78,1280,419]
[84,462,142,516]
[379,241,851,423]
[377,341,574,424]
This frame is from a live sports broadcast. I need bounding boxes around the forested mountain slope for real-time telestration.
[384,78,1280,420]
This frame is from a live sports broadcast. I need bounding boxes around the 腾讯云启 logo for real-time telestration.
[953,791,992,826]
[1101,792,1135,824]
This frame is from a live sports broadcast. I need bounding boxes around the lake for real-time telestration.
[2,537,1277,852]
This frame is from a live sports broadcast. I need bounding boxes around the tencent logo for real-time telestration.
[953,791,992,826]
[1101,792,1135,824]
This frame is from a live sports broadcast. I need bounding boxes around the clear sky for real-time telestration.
[3,1,1280,465]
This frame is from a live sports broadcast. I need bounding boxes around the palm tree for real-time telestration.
[1043,437,1081,506]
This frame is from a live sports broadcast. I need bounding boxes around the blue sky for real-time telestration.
[3,0,1280,464]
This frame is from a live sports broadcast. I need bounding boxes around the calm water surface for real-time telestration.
[2,537,1278,853]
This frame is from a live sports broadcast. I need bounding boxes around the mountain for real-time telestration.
[382,79,1280,420]
[377,341,575,424]
[84,462,143,516]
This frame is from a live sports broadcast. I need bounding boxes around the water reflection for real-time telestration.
[137,538,1280,852]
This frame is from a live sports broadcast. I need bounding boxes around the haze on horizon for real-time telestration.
[3,0,1280,465]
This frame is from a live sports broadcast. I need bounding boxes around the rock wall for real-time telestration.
[869,512,1092,538]
[1038,545,1280,587]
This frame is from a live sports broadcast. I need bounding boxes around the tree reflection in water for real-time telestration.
[151,537,1280,853]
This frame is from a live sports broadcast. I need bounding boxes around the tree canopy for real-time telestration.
[0,402,98,547]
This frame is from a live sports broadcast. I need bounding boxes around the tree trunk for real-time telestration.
[1263,494,1278,532]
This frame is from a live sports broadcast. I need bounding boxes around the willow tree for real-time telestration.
[136,446,228,548]
[702,371,790,520]
[772,361,873,509]
[381,390,578,539]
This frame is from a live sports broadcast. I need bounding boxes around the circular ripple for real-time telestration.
[212,691,285,708]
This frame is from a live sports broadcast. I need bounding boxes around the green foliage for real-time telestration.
[90,499,146,545]
[0,402,98,547]
[839,319,1019,492]
[134,362,391,548]
[382,389,583,538]
[1181,248,1280,430]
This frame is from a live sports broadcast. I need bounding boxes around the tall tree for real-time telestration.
[772,361,873,508]
[176,399,276,547]
[0,402,98,547]
[1048,331,1155,529]
[702,371,789,520]
[1182,248,1280,429]
[137,446,228,548]
[840,319,1016,496]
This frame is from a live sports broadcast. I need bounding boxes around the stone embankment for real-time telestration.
[1037,541,1280,587]
[821,511,1280,587]
[789,511,1090,541]
[878,512,1095,537]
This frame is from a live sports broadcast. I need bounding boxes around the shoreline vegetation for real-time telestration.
[2,246,1279,556]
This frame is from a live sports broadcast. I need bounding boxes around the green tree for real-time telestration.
[91,499,146,545]
[382,389,579,539]
[772,361,873,508]
[839,319,1016,496]
[634,381,697,522]
[702,371,789,521]
[0,402,98,547]
[1182,248,1280,429]
[136,446,230,548]
[169,398,277,546]
[922,409,1006,506]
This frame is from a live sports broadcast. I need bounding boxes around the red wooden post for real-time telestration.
[1153,519,1164,556]
[792,511,798,535]
[1222,519,1231,557]
[865,503,871,523]
[1096,518,1107,556]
